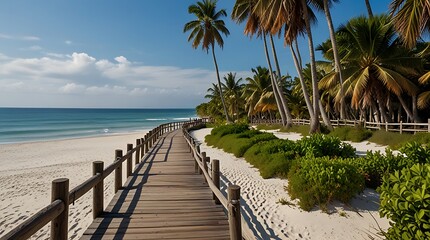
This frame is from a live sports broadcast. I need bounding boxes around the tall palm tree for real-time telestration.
[321,0,346,119]
[242,66,276,117]
[254,0,322,132]
[232,0,293,127]
[390,0,430,49]
[184,0,231,122]
[325,15,420,122]
[364,0,373,17]
[222,72,244,121]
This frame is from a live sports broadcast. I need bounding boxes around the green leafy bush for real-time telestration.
[296,134,356,158]
[216,131,277,157]
[329,126,372,142]
[378,164,430,239]
[341,149,409,188]
[210,123,249,137]
[399,142,430,164]
[243,139,297,178]
[206,123,249,146]
[287,157,365,211]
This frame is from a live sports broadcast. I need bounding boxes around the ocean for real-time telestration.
[0,108,197,144]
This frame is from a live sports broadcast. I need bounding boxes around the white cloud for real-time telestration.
[59,83,85,93]
[20,45,43,51]
[114,56,128,64]
[65,40,72,45]
[0,33,40,41]
[0,52,250,108]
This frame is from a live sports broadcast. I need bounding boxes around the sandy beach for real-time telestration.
[191,128,390,240]
[0,132,147,239]
[1,128,391,239]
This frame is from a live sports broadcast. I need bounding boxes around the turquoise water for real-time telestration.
[0,108,196,144]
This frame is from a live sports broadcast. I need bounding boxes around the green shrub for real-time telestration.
[210,123,249,137]
[256,124,283,130]
[378,164,430,239]
[296,134,356,158]
[342,149,409,188]
[287,157,365,211]
[243,139,297,178]
[279,125,309,136]
[329,126,372,142]
[399,142,430,164]
[206,123,249,146]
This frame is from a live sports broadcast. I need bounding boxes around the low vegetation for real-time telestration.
[203,124,430,236]
[378,164,430,239]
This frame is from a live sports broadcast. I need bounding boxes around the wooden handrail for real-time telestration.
[251,118,430,134]
[1,119,201,240]
[182,123,256,240]
[0,200,64,240]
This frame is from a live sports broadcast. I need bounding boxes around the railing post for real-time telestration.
[228,185,242,240]
[114,149,123,193]
[195,145,200,173]
[141,137,144,158]
[428,119,430,133]
[400,121,403,134]
[127,144,133,178]
[148,131,153,149]
[199,152,205,174]
[93,161,104,219]
[136,139,141,164]
[204,156,209,177]
[50,178,69,240]
[212,159,220,204]
[385,122,388,132]
[145,135,149,153]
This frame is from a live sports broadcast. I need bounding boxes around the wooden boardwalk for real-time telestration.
[81,129,230,240]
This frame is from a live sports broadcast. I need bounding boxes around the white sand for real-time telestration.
[0,132,147,239]
[1,128,391,240]
[191,128,390,240]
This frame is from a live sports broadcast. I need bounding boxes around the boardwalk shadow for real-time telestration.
[89,131,176,239]
[218,174,278,240]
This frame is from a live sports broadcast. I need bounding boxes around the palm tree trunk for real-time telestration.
[289,44,315,119]
[398,95,415,122]
[412,95,420,122]
[319,99,333,130]
[323,0,346,120]
[364,0,373,17]
[211,44,230,123]
[263,33,287,126]
[269,35,293,127]
[301,0,321,133]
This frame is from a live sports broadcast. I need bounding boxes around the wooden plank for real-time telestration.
[81,129,230,239]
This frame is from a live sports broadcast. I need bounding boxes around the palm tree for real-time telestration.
[222,72,244,121]
[364,0,373,17]
[390,0,430,49]
[232,0,293,127]
[326,15,420,122]
[321,0,346,119]
[252,0,322,132]
[242,66,276,118]
[184,0,231,122]
[204,83,224,119]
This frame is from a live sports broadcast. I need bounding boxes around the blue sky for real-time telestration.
[0,0,392,108]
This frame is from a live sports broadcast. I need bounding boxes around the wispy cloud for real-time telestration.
[65,40,72,45]
[0,52,249,108]
[0,33,40,41]
[19,45,43,51]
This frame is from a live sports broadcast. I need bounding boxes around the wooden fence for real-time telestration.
[182,122,255,240]
[251,118,430,134]
[0,120,202,240]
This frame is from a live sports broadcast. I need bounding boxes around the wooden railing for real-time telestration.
[0,119,202,240]
[182,122,256,240]
[251,118,430,134]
